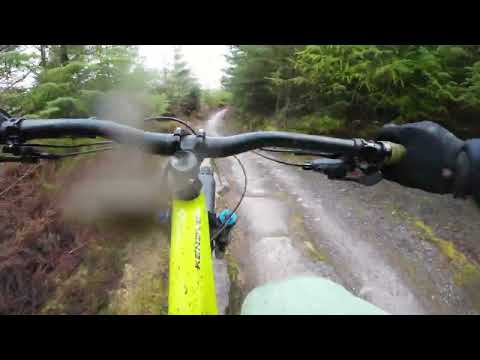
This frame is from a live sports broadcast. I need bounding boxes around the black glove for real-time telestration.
[376,121,465,194]
[0,109,11,124]
[456,138,480,201]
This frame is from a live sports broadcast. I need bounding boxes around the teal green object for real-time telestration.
[218,209,237,226]
[241,276,389,315]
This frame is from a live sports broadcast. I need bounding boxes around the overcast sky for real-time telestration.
[138,45,230,89]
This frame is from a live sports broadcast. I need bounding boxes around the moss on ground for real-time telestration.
[41,240,126,314]
[390,205,480,311]
[304,240,327,262]
[412,220,480,287]
[40,217,171,315]
[288,213,329,264]
[224,250,244,315]
[104,234,169,315]
[104,264,166,315]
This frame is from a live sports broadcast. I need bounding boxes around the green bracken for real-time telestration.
[224,45,480,138]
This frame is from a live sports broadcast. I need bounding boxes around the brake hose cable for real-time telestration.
[19,141,113,148]
[259,147,338,158]
[251,150,305,167]
[211,154,247,242]
[212,148,315,243]
[48,146,116,158]
[144,116,198,135]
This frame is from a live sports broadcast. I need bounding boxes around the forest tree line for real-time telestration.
[3,45,480,138]
[0,45,228,122]
[222,45,480,138]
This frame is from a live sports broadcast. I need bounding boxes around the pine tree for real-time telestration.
[225,45,480,137]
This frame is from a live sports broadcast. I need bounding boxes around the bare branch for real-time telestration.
[0,45,19,53]
[5,70,33,89]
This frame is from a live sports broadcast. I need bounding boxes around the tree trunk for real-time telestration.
[275,87,281,114]
[40,45,47,68]
[59,45,69,65]
[283,85,291,129]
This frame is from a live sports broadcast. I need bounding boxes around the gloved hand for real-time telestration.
[0,109,11,124]
[375,121,465,194]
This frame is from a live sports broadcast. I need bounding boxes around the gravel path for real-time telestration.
[208,109,480,315]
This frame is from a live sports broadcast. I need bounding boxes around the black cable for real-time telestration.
[34,146,116,160]
[211,155,247,242]
[0,156,26,163]
[260,147,304,154]
[52,146,116,158]
[144,116,197,135]
[21,141,113,149]
[260,147,338,158]
[252,150,305,167]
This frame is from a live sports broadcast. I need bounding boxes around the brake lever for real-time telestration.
[303,158,384,186]
[351,171,383,186]
[2,144,61,162]
[303,158,348,179]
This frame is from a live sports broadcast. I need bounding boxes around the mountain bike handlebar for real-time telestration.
[0,119,178,154]
[0,118,405,164]
[202,132,356,158]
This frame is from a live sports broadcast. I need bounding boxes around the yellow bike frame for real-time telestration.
[168,192,218,314]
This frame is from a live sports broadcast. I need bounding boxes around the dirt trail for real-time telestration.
[207,109,480,315]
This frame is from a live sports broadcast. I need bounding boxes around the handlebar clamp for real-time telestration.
[353,138,391,163]
[1,117,25,144]
[173,127,190,138]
